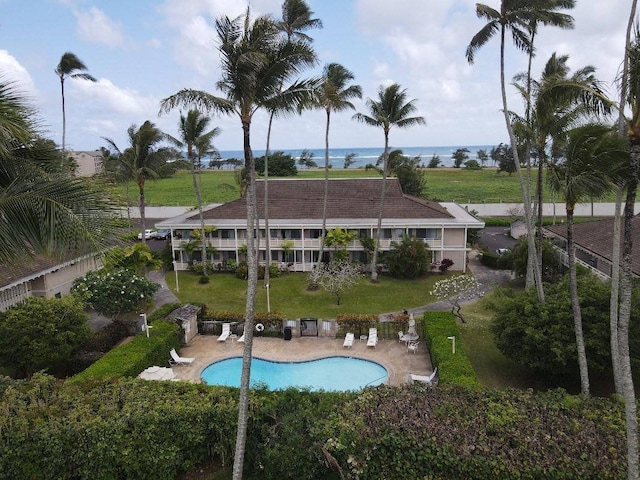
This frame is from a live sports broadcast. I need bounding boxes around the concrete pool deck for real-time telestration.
[170,334,433,386]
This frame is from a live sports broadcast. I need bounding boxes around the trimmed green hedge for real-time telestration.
[71,320,181,382]
[423,311,481,388]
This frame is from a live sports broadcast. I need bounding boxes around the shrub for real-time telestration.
[384,235,430,278]
[71,320,181,382]
[423,311,480,388]
[72,268,159,318]
[439,258,454,272]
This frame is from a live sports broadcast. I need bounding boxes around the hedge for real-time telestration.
[0,374,630,480]
[71,320,182,382]
[423,311,481,388]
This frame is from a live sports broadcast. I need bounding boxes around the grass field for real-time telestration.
[109,167,572,206]
[166,270,442,319]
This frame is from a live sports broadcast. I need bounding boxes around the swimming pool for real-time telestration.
[200,356,388,391]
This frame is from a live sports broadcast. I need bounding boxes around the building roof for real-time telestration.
[190,178,454,223]
[545,216,640,276]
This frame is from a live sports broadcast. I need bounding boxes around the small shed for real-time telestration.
[166,304,201,344]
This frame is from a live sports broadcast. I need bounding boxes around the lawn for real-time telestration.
[108,167,578,206]
[457,293,534,389]
[166,270,442,319]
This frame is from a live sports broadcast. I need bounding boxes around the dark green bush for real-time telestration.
[423,311,480,388]
[479,250,512,269]
[71,321,181,382]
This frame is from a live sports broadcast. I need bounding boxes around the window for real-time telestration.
[219,229,235,239]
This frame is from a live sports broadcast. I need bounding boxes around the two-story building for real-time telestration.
[158,178,484,273]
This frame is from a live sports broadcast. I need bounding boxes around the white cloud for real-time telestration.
[73,7,126,48]
[0,50,37,95]
[73,77,157,115]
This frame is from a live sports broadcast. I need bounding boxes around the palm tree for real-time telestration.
[159,10,315,479]
[312,63,361,274]
[0,78,117,263]
[619,18,640,480]
[466,0,576,303]
[263,0,321,294]
[547,124,623,396]
[172,110,220,276]
[353,83,425,282]
[103,121,173,246]
[55,52,96,155]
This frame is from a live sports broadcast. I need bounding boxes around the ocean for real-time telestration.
[215,145,496,169]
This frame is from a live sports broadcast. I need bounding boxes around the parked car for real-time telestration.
[151,229,171,240]
[137,229,155,240]
[496,248,510,255]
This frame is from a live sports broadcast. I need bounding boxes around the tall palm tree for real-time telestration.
[172,110,220,275]
[619,18,640,480]
[55,52,96,156]
[353,84,425,282]
[0,78,117,263]
[103,121,173,246]
[159,10,316,479]
[312,63,361,274]
[547,124,623,396]
[263,0,321,294]
[466,0,576,303]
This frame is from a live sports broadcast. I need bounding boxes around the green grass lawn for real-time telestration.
[109,166,593,206]
[457,293,534,389]
[166,270,442,318]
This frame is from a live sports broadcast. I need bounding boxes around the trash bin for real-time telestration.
[284,326,292,341]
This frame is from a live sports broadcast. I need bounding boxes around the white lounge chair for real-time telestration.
[366,328,378,348]
[169,348,195,366]
[343,332,354,348]
[237,331,245,343]
[409,367,438,385]
[218,323,231,342]
[397,331,404,343]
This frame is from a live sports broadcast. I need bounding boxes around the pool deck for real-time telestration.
[171,334,433,386]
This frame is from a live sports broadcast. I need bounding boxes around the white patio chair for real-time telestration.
[169,348,195,366]
[409,367,438,386]
[218,323,231,342]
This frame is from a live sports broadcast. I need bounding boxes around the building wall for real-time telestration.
[71,151,104,177]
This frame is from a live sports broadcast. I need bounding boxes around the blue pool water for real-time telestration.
[201,356,388,391]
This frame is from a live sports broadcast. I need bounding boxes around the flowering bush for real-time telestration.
[72,269,159,318]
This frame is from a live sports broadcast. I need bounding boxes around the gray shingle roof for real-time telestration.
[192,178,453,221]
[545,216,640,276]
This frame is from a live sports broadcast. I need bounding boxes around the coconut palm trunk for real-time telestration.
[233,119,258,480]
[317,108,331,267]
[370,132,390,283]
[566,202,589,395]
[610,186,624,395]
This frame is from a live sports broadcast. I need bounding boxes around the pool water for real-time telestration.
[201,356,388,391]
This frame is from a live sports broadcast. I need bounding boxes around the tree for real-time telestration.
[315,260,362,305]
[72,268,158,319]
[509,236,562,282]
[343,152,357,168]
[159,10,316,479]
[490,271,639,376]
[297,148,318,168]
[0,296,91,378]
[0,79,118,264]
[171,110,220,277]
[324,227,357,262]
[547,123,622,396]
[353,83,426,282]
[619,15,640,479]
[427,154,441,168]
[384,235,430,279]
[312,63,362,275]
[494,143,516,175]
[477,148,489,166]
[466,0,575,303]
[255,151,297,176]
[430,275,483,323]
[55,52,97,156]
[103,243,162,275]
[452,147,470,168]
[103,121,174,246]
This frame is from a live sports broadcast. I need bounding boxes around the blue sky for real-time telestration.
[0,0,632,152]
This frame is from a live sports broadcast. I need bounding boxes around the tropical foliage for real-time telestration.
[72,269,159,318]
[0,296,91,378]
[383,235,431,279]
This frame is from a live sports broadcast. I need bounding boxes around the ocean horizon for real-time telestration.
[214,145,497,169]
